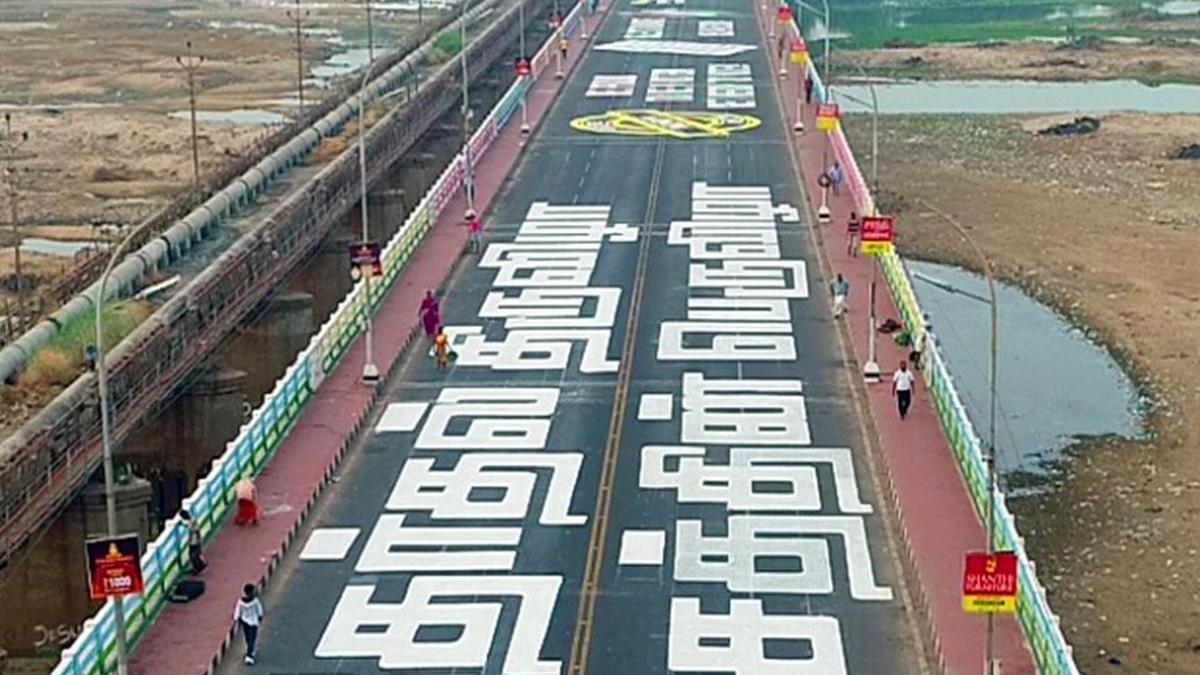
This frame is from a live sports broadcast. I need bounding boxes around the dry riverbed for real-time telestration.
[845,112,1200,673]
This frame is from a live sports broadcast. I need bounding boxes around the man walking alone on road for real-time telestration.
[234,584,264,665]
[181,509,206,573]
[829,161,844,196]
[892,359,916,419]
[830,273,849,318]
[804,74,814,105]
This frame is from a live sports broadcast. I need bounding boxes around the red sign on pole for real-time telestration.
[348,241,383,280]
[860,215,895,242]
[962,551,1018,613]
[777,5,793,22]
[816,103,841,132]
[515,57,531,77]
[86,534,145,600]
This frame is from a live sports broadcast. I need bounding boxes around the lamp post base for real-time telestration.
[817,204,831,224]
[793,119,805,133]
[862,360,881,383]
[521,123,531,134]
[362,363,380,384]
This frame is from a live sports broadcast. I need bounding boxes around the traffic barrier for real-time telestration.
[780,2,1080,673]
[49,2,586,672]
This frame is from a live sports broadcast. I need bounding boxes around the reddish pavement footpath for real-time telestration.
[753,5,1037,675]
[128,9,606,673]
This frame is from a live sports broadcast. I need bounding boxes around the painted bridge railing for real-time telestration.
[49,2,585,672]
[779,3,1081,674]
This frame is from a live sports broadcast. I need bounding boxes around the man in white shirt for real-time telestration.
[892,359,916,420]
[234,583,264,665]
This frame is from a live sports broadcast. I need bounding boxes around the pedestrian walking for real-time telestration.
[830,273,849,318]
[234,476,259,526]
[558,35,569,61]
[419,290,440,342]
[804,75,814,105]
[234,584,264,665]
[434,326,451,370]
[910,315,930,369]
[180,509,206,573]
[892,359,916,419]
[829,161,844,196]
[467,214,483,255]
[846,211,860,257]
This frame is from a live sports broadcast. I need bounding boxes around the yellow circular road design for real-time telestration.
[570,109,761,139]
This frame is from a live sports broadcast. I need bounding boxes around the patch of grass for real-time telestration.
[23,301,152,387]
[434,29,463,57]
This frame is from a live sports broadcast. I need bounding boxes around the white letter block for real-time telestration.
[415,388,558,450]
[357,514,519,572]
[316,576,561,674]
[669,598,848,675]
[681,373,811,444]
[689,260,809,299]
[387,453,587,525]
[658,321,796,362]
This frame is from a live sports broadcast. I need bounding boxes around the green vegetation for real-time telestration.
[827,0,1200,50]
[434,29,463,57]
[24,301,151,387]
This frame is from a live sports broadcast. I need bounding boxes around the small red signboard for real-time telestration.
[348,241,383,280]
[86,534,144,600]
[860,215,895,242]
[777,5,793,23]
[816,103,841,132]
[515,57,531,77]
[789,38,809,64]
[962,551,1018,614]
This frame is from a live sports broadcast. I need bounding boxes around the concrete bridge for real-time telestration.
[18,0,1086,673]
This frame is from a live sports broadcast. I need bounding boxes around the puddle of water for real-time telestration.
[311,47,374,80]
[20,238,97,258]
[1151,0,1200,15]
[906,260,1141,475]
[0,21,56,32]
[169,109,290,125]
[1044,3,1116,20]
[834,79,1200,114]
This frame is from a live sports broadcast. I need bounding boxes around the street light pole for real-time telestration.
[918,199,1000,675]
[365,0,375,64]
[2,114,31,333]
[357,67,379,384]
[176,42,205,194]
[96,227,143,675]
[518,0,531,135]
[459,0,476,217]
[288,0,309,118]
[838,79,881,381]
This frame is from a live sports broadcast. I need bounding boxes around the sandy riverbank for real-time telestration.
[844,111,1200,673]
[842,36,1200,84]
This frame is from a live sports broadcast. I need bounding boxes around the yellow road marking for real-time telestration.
[570,109,761,139]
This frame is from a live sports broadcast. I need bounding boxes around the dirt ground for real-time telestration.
[842,37,1200,84]
[844,111,1200,673]
[0,0,421,322]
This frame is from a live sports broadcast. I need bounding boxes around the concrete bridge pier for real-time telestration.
[121,366,249,524]
[0,475,151,659]
[224,292,314,402]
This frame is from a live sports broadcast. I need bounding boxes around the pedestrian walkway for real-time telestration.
[127,8,604,672]
[752,3,1037,673]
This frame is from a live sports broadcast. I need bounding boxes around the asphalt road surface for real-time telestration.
[222,0,924,672]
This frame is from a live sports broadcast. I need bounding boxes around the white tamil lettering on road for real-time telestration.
[669,599,849,675]
[448,202,636,374]
[646,68,696,104]
[315,385,589,669]
[625,16,666,39]
[659,183,807,361]
[622,182,892,672]
[595,39,757,57]
[698,19,735,37]
[707,62,756,110]
[586,74,638,98]
[317,577,562,673]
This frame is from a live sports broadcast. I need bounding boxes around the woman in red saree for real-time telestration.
[419,290,440,341]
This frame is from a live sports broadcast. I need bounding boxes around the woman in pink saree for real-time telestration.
[419,290,440,341]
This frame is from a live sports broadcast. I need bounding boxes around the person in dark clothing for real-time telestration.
[180,509,206,573]
[804,75,814,104]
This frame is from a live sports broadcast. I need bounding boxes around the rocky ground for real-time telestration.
[844,112,1200,673]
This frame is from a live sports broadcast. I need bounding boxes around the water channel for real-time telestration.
[905,260,1142,480]
[835,78,1200,114]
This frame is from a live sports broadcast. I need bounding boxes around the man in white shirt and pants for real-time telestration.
[892,359,916,420]
[234,583,264,665]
